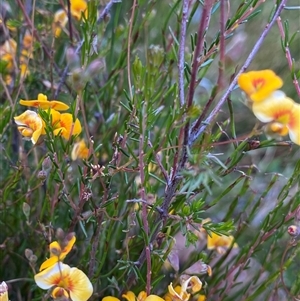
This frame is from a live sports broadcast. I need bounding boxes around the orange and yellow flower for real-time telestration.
[52,0,88,37]
[42,109,82,140]
[20,93,69,111]
[238,70,300,145]
[71,139,89,160]
[14,110,44,144]
[34,262,93,301]
[40,235,76,271]
[237,69,283,102]
[207,232,238,254]
[53,9,69,37]
[166,276,202,301]
[70,0,88,20]
[252,91,300,145]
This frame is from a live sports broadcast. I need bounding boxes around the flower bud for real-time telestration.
[42,156,52,173]
[85,59,105,79]
[65,232,75,243]
[66,47,80,70]
[56,228,65,241]
[22,202,30,219]
[29,254,38,264]
[147,45,164,71]
[37,170,47,181]
[25,248,33,260]
[288,225,299,237]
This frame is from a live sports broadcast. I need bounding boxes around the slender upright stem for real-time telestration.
[178,0,190,107]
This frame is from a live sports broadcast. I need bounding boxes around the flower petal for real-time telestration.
[264,122,289,139]
[61,235,76,257]
[20,94,69,111]
[35,262,71,290]
[252,91,295,124]
[14,110,43,144]
[238,70,283,102]
[71,139,89,160]
[39,256,59,271]
[103,297,120,301]
[68,266,93,301]
[183,276,202,293]
[122,291,136,301]
[145,295,165,301]
[288,103,300,145]
[53,9,69,37]
[207,232,236,250]
[70,0,88,20]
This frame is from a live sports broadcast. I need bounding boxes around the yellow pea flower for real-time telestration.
[70,0,88,20]
[71,139,89,160]
[0,38,17,74]
[53,9,68,37]
[0,38,17,56]
[252,91,300,145]
[40,235,76,271]
[167,276,202,301]
[22,31,34,49]
[49,110,82,140]
[20,93,69,111]
[207,232,238,254]
[14,110,44,144]
[237,70,283,102]
[34,262,93,301]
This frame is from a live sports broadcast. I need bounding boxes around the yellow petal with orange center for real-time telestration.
[70,0,88,20]
[238,70,283,102]
[288,104,300,145]
[35,262,93,301]
[14,110,43,144]
[17,126,33,138]
[252,91,295,124]
[67,265,93,301]
[56,113,82,140]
